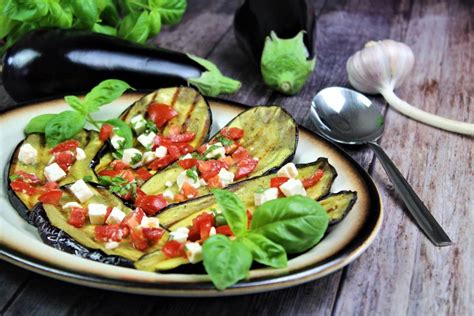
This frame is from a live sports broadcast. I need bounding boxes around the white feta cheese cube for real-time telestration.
[140,216,160,228]
[105,241,120,249]
[18,143,37,165]
[75,147,86,161]
[218,168,234,187]
[209,227,216,236]
[180,153,193,160]
[62,201,83,209]
[87,203,107,225]
[110,135,125,150]
[163,189,174,200]
[122,148,143,168]
[69,179,94,202]
[205,142,226,159]
[169,227,189,243]
[130,114,147,134]
[44,163,67,182]
[279,179,307,197]
[155,146,168,158]
[184,242,203,264]
[254,188,279,206]
[137,131,156,149]
[106,207,126,225]
[277,163,298,178]
[165,181,173,187]
[176,170,201,190]
[142,151,156,163]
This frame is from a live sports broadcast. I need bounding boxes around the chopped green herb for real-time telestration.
[9,175,21,181]
[217,136,233,147]
[131,153,143,165]
[83,175,93,182]
[186,167,199,181]
[145,120,158,133]
[255,188,266,194]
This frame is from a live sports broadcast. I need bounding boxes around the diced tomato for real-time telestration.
[14,171,41,184]
[148,155,175,170]
[188,225,200,242]
[162,240,185,258]
[38,190,62,205]
[179,144,194,155]
[142,227,165,245]
[231,146,250,162]
[302,169,325,188]
[181,182,198,199]
[54,150,76,172]
[167,145,182,159]
[166,132,195,143]
[105,206,113,222]
[42,181,59,191]
[50,140,80,153]
[135,167,152,181]
[110,160,129,171]
[198,160,225,181]
[135,192,167,216]
[219,156,234,168]
[10,180,37,195]
[178,158,198,170]
[120,208,145,230]
[247,210,253,228]
[216,225,233,236]
[68,207,86,228]
[270,176,289,189]
[197,144,207,154]
[130,227,149,251]
[95,224,125,242]
[235,158,258,180]
[221,127,244,140]
[99,123,114,141]
[98,169,121,177]
[147,103,178,127]
[207,175,222,189]
[173,193,186,203]
[121,170,135,183]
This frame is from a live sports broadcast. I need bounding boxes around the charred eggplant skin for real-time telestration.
[233,0,315,64]
[29,203,133,267]
[3,29,207,102]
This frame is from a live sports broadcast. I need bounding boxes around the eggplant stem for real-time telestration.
[380,88,474,136]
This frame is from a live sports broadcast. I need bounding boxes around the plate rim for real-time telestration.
[0,92,383,297]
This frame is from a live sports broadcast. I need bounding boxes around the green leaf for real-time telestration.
[71,0,98,29]
[250,195,329,253]
[261,31,315,95]
[92,23,117,36]
[45,111,86,146]
[241,233,287,268]
[119,11,151,44]
[0,14,19,38]
[149,0,186,25]
[149,9,161,36]
[186,167,198,181]
[83,79,133,113]
[202,235,252,290]
[25,114,56,134]
[212,189,247,237]
[38,2,73,28]
[187,54,241,97]
[105,119,133,149]
[64,95,85,114]
[97,0,120,26]
[2,0,49,22]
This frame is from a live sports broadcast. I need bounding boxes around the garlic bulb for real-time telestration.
[347,40,474,136]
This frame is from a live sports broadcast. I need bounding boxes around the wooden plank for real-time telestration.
[332,0,473,314]
[0,261,31,313]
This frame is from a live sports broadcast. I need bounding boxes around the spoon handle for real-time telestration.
[367,141,452,247]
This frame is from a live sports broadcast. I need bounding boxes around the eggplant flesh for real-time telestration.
[141,105,298,198]
[92,87,212,176]
[319,191,358,224]
[7,130,103,214]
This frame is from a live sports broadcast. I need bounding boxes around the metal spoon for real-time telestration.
[311,87,452,247]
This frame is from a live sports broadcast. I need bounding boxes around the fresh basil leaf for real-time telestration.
[202,235,252,290]
[0,14,18,38]
[149,9,161,36]
[45,111,86,146]
[149,0,186,25]
[241,233,287,268]
[25,114,56,134]
[97,0,120,26]
[105,119,133,149]
[84,79,133,113]
[38,2,72,28]
[212,189,247,236]
[3,0,49,22]
[120,11,150,44]
[92,23,117,36]
[64,95,85,114]
[71,0,98,29]
[250,196,329,253]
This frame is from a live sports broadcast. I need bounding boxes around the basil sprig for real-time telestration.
[203,189,329,290]
[24,79,133,146]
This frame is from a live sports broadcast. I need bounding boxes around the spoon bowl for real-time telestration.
[310,86,451,247]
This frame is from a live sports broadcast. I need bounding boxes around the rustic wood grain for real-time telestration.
[1,0,472,315]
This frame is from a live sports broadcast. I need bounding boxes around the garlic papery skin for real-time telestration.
[347,40,474,136]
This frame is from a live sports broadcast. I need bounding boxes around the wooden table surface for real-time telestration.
[0,0,472,315]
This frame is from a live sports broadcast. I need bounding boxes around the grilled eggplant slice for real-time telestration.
[140,105,298,200]
[157,158,334,228]
[7,130,103,218]
[319,191,357,224]
[93,86,212,174]
[38,183,163,262]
